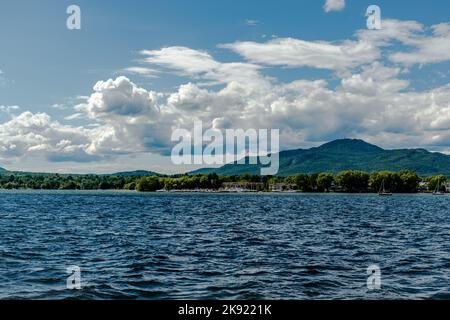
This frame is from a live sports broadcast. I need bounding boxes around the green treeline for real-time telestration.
[265,170,428,193]
[0,170,447,193]
[0,174,138,191]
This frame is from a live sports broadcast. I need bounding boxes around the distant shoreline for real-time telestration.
[1,169,448,194]
[0,188,446,195]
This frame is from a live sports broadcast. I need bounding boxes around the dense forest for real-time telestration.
[0,170,447,193]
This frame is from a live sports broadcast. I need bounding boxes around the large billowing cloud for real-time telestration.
[0,111,97,162]
[2,68,450,164]
[2,18,450,167]
[81,76,161,118]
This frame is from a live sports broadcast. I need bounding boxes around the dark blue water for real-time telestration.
[0,190,449,300]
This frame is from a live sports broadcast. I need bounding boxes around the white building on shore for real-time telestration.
[269,183,297,192]
[221,182,265,192]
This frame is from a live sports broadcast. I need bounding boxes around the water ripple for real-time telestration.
[0,190,449,299]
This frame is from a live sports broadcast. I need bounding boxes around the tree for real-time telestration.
[398,170,420,193]
[295,174,311,192]
[98,181,112,190]
[283,176,294,184]
[369,171,401,193]
[428,175,447,192]
[317,173,334,192]
[124,182,136,190]
[136,177,162,192]
[336,170,370,193]
[59,181,78,190]
[309,173,319,191]
[208,173,221,189]
[239,174,261,183]
[164,178,179,190]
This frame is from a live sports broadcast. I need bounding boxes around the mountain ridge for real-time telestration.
[2,139,450,177]
[190,139,450,176]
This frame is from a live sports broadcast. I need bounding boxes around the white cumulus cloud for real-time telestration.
[3,18,450,167]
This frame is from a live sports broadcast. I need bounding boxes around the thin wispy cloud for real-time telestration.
[64,113,84,121]
[0,69,6,86]
[220,37,379,72]
[323,0,345,12]
[245,19,259,26]
[120,67,159,78]
[139,47,263,85]
[0,105,19,114]
[51,103,67,110]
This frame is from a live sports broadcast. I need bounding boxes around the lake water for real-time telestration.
[0,190,449,300]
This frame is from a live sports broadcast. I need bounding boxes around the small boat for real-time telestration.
[433,179,446,195]
[378,179,392,196]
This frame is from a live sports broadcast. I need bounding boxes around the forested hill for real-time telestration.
[111,170,159,177]
[2,139,450,178]
[191,139,450,176]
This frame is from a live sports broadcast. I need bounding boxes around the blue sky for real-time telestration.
[1,0,450,173]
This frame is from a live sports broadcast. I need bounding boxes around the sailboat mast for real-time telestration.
[378,179,385,193]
